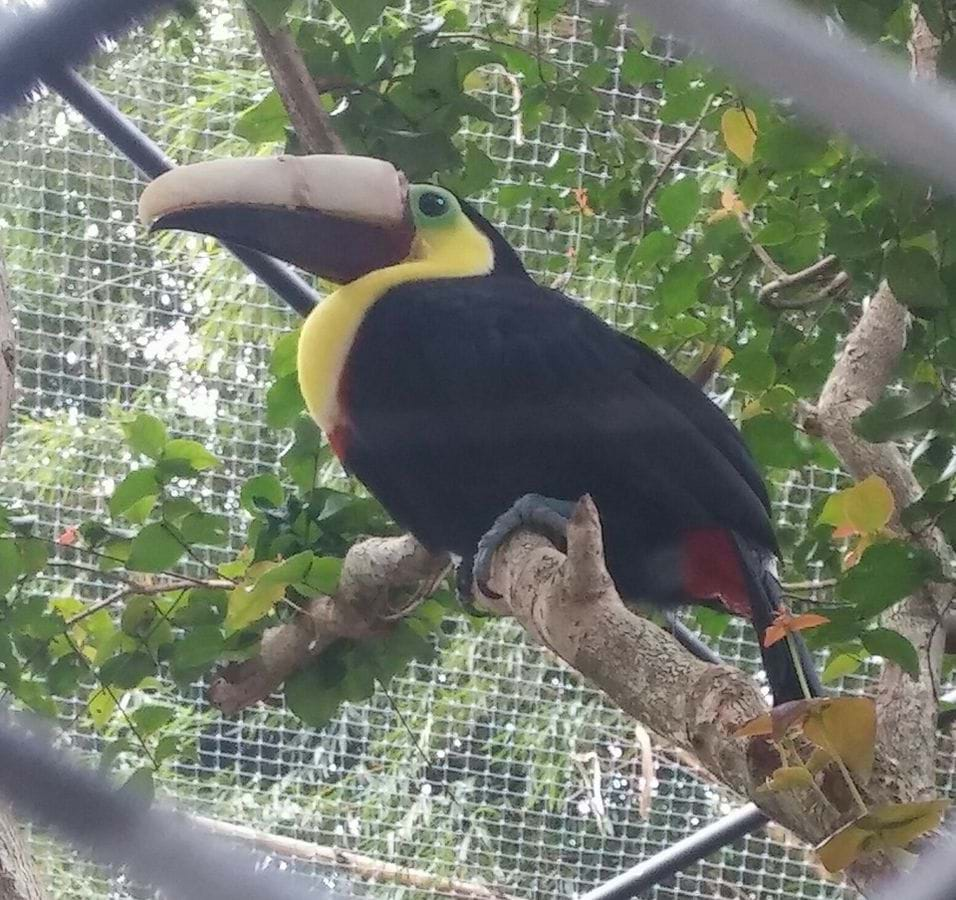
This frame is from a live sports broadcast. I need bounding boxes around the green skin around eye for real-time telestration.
[410,186,460,228]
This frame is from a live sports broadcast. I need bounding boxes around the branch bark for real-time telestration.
[801,12,955,817]
[0,254,48,900]
[244,5,346,155]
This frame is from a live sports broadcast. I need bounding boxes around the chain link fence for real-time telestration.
[1,1,953,897]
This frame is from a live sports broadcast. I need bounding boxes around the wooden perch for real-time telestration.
[208,536,447,714]
[206,493,885,874]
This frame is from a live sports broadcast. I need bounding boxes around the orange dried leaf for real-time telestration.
[803,697,876,779]
[572,187,595,217]
[56,526,79,547]
[763,610,830,647]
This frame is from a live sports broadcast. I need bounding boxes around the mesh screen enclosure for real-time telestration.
[1,1,954,898]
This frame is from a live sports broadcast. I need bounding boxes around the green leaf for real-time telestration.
[235,90,289,144]
[120,767,155,805]
[246,0,294,30]
[625,231,678,274]
[285,666,341,727]
[885,246,946,310]
[226,575,285,631]
[741,414,810,469]
[0,540,21,597]
[756,123,829,170]
[620,49,661,85]
[123,414,167,459]
[88,688,120,730]
[754,220,796,247]
[853,384,941,443]
[240,474,285,513]
[131,704,175,736]
[822,652,864,684]
[126,524,184,573]
[659,259,707,315]
[332,0,389,38]
[656,178,700,233]
[269,330,300,378]
[861,627,920,679]
[179,512,229,547]
[16,537,47,577]
[171,625,225,672]
[99,652,155,689]
[728,344,776,394]
[839,540,940,616]
[110,468,159,519]
[694,607,730,640]
[161,438,219,472]
[266,373,306,429]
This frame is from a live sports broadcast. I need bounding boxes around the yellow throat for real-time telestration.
[296,211,496,436]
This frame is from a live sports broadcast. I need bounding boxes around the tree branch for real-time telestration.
[191,814,518,900]
[799,7,955,862]
[244,5,346,155]
[0,252,49,900]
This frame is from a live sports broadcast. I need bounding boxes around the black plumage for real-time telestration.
[339,205,819,704]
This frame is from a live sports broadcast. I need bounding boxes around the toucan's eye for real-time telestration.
[418,191,448,218]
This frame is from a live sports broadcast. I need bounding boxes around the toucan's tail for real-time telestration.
[734,537,823,705]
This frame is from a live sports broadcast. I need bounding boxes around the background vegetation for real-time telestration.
[1,0,955,896]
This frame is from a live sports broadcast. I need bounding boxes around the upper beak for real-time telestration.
[138,155,415,284]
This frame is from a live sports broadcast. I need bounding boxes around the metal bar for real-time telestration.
[624,0,956,197]
[0,712,330,900]
[42,67,319,317]
[0,0,175,114]
[578,803,768,900]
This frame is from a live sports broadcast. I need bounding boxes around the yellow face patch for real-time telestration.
[296,186,495,438]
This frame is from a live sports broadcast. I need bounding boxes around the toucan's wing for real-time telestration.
[342,277,776,561]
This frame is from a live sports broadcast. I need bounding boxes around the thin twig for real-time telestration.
[639,96,717,238]
[66,577,232,626]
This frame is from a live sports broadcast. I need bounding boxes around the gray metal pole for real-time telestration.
[578,804,768,900]
[42,67,320,317]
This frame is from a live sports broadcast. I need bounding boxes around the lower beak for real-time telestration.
[138,154,415,284]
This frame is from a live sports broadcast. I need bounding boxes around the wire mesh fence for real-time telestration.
[0,0,952,897]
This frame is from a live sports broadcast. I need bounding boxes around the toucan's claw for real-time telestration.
[473,494,575,599]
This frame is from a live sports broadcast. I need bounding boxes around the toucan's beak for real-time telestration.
[138,155,414,284]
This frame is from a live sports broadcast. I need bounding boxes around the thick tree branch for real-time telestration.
[800,13,956,821]
[208,536,446,714]
[207,496,896,880]
[244,5,346,155]
[0,254,49,900]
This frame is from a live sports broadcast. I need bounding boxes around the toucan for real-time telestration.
[139,154,821,705]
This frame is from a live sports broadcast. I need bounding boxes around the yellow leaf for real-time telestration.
[806,747,832,773]
[734,699,816,741]
[818,475,895,538]
[816,820,870,873]
[88,687,120,731]
[817,800,949,872]
[721,108,758,164]
[860,800,949,849]
[803,697,876,779]
[758,765,815,794]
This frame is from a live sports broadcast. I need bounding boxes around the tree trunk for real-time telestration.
[0,255,48,900]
